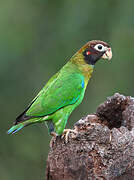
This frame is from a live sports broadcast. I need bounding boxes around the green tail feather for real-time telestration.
[7,117,45,134]
[7,123,25,134]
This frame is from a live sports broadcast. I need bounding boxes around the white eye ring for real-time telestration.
[94,44,106,52]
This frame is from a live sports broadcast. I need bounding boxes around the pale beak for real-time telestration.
[102,48,112,60]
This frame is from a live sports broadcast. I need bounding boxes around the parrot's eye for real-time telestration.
[94,44,106,52]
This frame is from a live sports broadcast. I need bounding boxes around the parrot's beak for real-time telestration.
[102,48,112,60]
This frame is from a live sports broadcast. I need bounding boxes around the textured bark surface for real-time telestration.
[46,93,134,180]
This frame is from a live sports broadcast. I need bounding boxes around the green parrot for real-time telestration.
[8,40,112,138]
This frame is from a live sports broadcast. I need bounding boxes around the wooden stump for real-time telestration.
[46,93,134,180]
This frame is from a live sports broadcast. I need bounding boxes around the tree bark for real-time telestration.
[46,93,134,180]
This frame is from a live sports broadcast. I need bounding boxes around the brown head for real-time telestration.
[79,40,112,65]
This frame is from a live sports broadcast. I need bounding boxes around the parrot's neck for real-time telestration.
[67,53,94,87]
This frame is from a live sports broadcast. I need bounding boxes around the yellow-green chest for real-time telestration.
[70,53,94,87]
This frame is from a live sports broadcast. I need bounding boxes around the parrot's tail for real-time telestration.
[7,118,36,134]
[7,123,27,134]
[7,116,49,134]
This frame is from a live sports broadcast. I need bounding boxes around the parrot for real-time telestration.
[8,40,112,140]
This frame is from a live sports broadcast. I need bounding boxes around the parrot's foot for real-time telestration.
[50,132,59,148]
[50,132,58,138]
[61,129,78,143]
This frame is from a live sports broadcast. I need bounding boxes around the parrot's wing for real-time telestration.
[25,73,85,117]
[15,72,59,124]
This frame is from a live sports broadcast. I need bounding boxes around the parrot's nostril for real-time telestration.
[108,48,111,52]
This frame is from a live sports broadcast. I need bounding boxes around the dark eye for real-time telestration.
[94,44,106,52]
[98,45,102,50]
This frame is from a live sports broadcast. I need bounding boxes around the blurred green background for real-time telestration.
[1,0,134,179]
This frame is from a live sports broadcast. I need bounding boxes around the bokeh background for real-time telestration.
[1,0,134,179]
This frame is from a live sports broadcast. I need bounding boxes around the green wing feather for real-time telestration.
[26,73,84,117]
